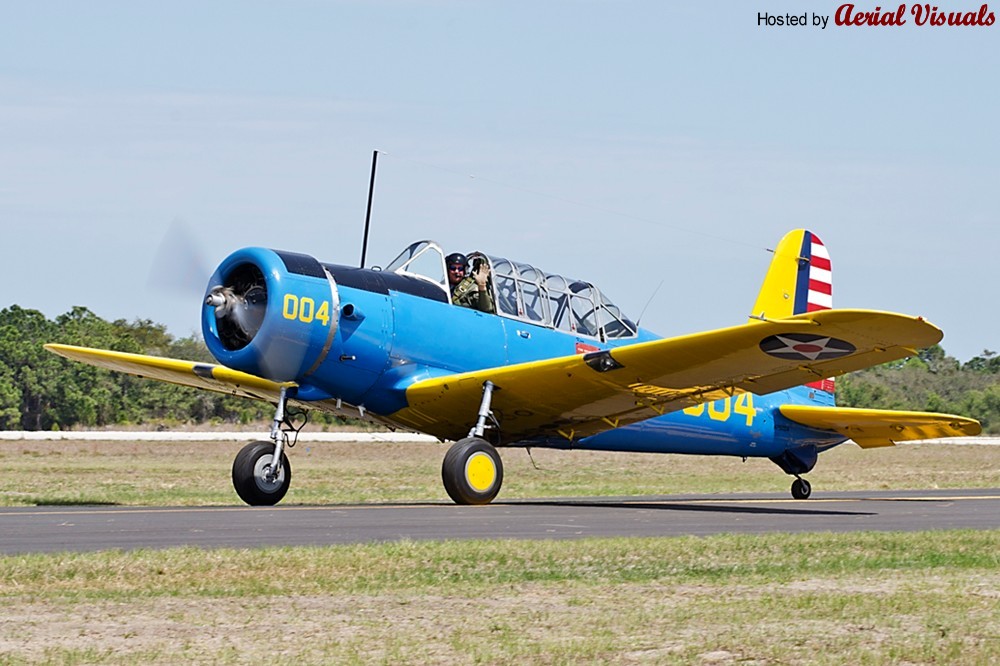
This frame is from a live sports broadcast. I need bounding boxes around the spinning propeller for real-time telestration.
[149,219,267,350]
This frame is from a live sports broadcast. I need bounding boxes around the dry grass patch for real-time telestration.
[0,532,998,664]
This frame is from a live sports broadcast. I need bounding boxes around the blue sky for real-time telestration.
[2,1,997,361]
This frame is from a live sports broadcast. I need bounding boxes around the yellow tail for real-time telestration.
[752,230,836,394]
[751,229,832,322]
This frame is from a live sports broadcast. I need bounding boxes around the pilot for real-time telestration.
[447,252,495,313]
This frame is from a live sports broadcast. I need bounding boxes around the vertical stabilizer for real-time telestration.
[751,229,835,394]
[750,229,831,320]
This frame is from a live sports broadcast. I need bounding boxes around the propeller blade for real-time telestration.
[147,218,210,296]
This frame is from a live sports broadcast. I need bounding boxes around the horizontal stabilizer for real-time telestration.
[779,405,982,448]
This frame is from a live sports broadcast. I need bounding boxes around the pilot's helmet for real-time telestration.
[446,253,468,272]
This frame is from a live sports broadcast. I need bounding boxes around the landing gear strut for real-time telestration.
[441,381,504,505]
[232,386,294,506]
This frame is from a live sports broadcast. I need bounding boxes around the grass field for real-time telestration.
[0,438,998,506]
[0,438,998,664]
[1,533,998,664]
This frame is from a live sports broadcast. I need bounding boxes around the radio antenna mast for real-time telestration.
[360,149,379,268]
[635,279,664,327]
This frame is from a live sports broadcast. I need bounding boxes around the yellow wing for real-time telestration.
[45,343,295,405]
[393,309,945,443]
[779,405,982,448]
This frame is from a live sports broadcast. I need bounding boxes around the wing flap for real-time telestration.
[398,309,945,443]
[779,404,982,448]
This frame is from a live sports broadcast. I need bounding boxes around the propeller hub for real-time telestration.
[206,265,267,351]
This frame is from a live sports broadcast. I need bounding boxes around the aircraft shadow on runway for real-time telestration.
[494,499,875,517]
[261,497,877,518]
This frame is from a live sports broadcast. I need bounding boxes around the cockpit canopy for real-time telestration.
[385,241,637,341]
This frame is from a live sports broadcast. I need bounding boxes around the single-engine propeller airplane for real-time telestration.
[46,229,980,505]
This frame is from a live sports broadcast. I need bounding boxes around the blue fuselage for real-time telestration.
[374,288,844,461]
[203,249,848,468]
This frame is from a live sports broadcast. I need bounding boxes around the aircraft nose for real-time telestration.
[202,247,342,383]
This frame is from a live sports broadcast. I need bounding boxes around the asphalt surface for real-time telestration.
[2,488,998,554]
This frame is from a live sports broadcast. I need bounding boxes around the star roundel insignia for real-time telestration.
[759,333,856,361]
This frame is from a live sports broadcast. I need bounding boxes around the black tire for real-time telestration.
[232,441,292,506]
[441,437,503,505]
[791,478,812,500]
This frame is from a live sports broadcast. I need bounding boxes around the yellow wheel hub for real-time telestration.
[465,452,497,492]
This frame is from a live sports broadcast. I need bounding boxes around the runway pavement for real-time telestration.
[1,489,998,554]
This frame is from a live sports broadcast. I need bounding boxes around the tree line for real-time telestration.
[0,305,355,431]
[1,305,998,433]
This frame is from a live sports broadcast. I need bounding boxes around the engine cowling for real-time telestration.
[202,247,340,383]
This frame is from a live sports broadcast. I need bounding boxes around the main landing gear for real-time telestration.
[441,381,504,505]
[232,387,294,506]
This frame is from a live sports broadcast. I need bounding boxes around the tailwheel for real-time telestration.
[790,477,812,500]
[442,437,504,505]
[233,441,292,506]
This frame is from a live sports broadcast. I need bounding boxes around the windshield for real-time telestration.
[385,241,447,291]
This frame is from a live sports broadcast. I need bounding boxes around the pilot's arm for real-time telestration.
[471,262,495,314]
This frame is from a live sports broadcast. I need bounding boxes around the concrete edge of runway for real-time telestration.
[0,430,441,443]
